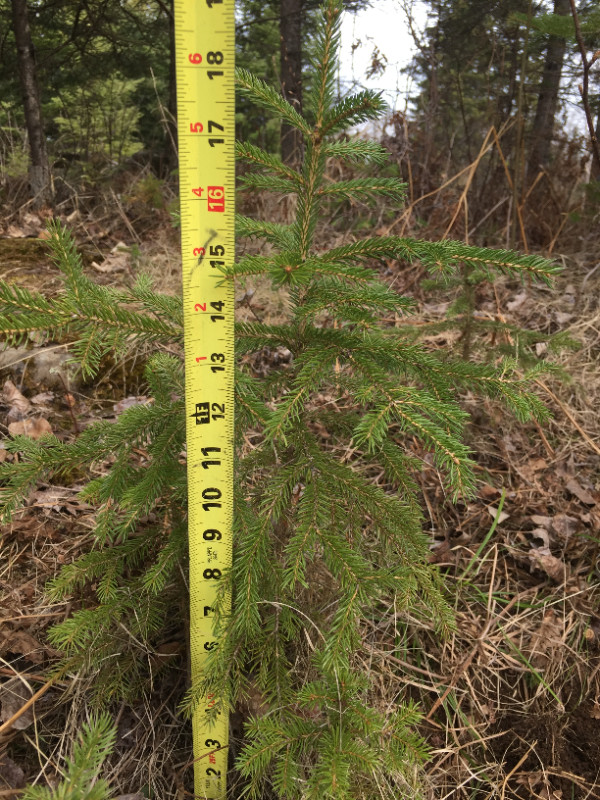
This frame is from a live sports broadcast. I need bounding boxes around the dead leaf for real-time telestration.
[590,703,600,720]
[113,395,150,414]
[555,311,573,325]
[31,487,91,516]
[529,549,567,582]
[0,678,34,730]
[422,301,450,315]
[22,212,42,229]
[507,291,528,311]
[479,483,500,499]
[0,753,25,789]
[531,528,551,549]
[550,513,579,543]
[529,458,547,472]
[33,488,71,510]
[92,246,129,273]
[487,505,509,524]
[0,629,47,664]
[565,478,596,505]
[539,788,562,800]
[515,771,545,791]
[3,379,30,420]
[30,391,55,405]
[428,538,455,565]
[6,224,26,238]
[528,608,564,667]
[520,457,548,482]
[8,417,53,439]
[531,514,552,528]
[21,216,44,238]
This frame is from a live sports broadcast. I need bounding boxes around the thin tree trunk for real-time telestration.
[166,0,178,173]
[592,106,600,181]
[11,0,52,207]
[526,0,569,179]
[280,0,303,167]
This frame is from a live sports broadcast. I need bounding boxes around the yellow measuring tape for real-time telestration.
[174,1,234,796]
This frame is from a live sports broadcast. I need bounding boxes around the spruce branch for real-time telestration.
[321,90,388,137]
[318,176,406,201]
[236,67,311,136]
[323,138,390,165]
[0,0,561,794]
[21,715,115,800]
[239,172,301,195]
[306,0,343,128]
[236,141,302,183]
[236,214,295,249]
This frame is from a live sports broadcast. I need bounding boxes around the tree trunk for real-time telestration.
[592,105,600,182]
[165,0,178,174]
[280,0,303,167]
[11,0,52,207]
[526,0,569,179]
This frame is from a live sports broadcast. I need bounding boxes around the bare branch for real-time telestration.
[569,0,600,174]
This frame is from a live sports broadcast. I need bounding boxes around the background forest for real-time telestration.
[1,0,600,798]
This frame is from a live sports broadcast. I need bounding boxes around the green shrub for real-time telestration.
[48,74,142,173]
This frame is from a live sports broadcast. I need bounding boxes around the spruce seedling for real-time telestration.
[415,261,572,364]
[0,0,560,795]
[21,714,115,800]
[200,1,559,795]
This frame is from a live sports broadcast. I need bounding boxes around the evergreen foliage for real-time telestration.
[415,263,574,365]
[0,220,187,699]
[22,715,115,800]
[0,0,174,172]
[48,74,143,170]
[0,0,560,794]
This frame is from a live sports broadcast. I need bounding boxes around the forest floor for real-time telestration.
[1,176,600,799]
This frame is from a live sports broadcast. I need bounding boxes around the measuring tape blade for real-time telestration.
[174,1,235,796]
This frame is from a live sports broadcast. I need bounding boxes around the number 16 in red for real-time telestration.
[207,186,224,212]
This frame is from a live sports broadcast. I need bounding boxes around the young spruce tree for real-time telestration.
[21,715,116,800]
[0,0,559,795]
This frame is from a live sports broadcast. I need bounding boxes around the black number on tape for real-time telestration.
[203,568,221,580]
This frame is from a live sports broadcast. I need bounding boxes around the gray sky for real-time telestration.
[339,0,427,111]
[338,0,591,134]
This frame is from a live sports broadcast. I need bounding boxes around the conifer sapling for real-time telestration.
[0,0,560,795]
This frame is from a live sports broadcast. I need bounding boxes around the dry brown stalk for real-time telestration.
[426,589,536,722]
[442,127,495,241]
[489,127,529,251]
[0,677,56,735]
[499,740,538,800]
[380,120,516,237]
[535,378,600,456]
